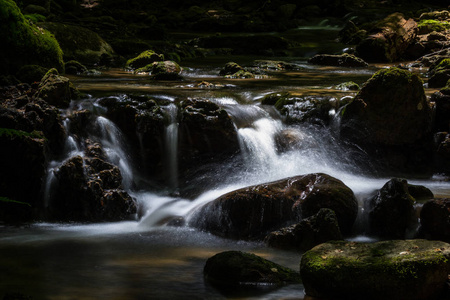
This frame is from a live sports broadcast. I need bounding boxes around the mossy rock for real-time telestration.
[64,60,88,75]
[301,239,450,300]
[335,81,360,91]
[0,0,64,75]
[37,68,80,108]
[125,50,164,70]
[418,19,450,34]
[135,60,182,80]
[428,58,450,88]
[40,22,115,66]
[204,250,301,290]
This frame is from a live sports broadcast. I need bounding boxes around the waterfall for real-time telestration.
[95,116,134,190]
[163,104,179,191]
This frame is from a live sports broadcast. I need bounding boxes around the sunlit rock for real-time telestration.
[190,173,358,240]
[308,53,368,68]
[300,239,450,300]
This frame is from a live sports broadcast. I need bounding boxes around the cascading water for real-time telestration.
[162,103,179,191]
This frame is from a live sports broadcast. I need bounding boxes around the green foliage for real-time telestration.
[0,0,64,75]
[0,196,31,207]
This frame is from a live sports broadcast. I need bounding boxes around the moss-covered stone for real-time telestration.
[428,58,450,88]
[335,81,360,91]
[65,60,88,75]
[37,68,81,108]
[0,0,64,75]
[418,19,450,34]
[204,250,301,290]
[125,50,164,70]
[301,239,450,300]
[16,65,48,84]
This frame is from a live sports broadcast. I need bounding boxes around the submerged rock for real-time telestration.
[300,239,450,300]
[204,251,301,291]
[366,178,418,239]
[190,173,358,240]
[265,208,343,252]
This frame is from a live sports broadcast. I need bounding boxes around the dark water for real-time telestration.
[2,27,450,300]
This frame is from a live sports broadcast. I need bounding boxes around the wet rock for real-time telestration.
[204,251,301,292]
[366,178,418,239]
[308,53,368,68]
[428,58,450,88]
[65,60,89,75]
[178,98,239,171]
[50,151,137,222]
[339,67,433,175]
[219,62,244,76]
[274,128,318,153]
[125,50,164,70]
[420,198,450,243]
[356,13,418,62]
[37,69,81,108]
[190,173,358,240]
[262,92,338,126]
[97,95,166,180]
[300,239,450,300]
[335,81,360,91]
[265,208,343,252]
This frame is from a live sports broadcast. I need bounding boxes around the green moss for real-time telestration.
[24,13,46,23]
[126,50,164,69]
[0,0,64,75]
[433,58,450,73]
[370,67,421,88]
[418,19,450,33]
[16,64,48,83]
[0,128,44,139]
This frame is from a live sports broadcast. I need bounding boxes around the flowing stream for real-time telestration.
[2,27,450,299]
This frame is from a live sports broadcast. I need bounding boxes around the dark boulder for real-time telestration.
[204,250,301,293]
[178,98,239,171]
[420,198,450,243]
[189,173,358,240]
[356,13,418,62]
[431,83,450,132]
[308,53,368,68]
[265,208,343,252]
[50,148,137,222]
[366,178,418,239]
[434,133,450,175]
[339,67,433,175]
[300,239,450,300]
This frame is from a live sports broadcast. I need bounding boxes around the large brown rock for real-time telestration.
[356,13,418,62]
[37,69,81,108]
[189,173,358,240]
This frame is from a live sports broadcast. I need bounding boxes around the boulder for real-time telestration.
[339,67,433,175]
[189,173,358,239]
[37,69,81,108]
[64,60,88,75]
[219,62,244,76]
[125,50,164,70]
[265,208,343,252]
[308,53,368,68]
[178,98,240,172]
[50,147,137,222]
[40,22,115,66]
[204,251,301,293]
[366,178,418,239]
[136,60,182,80]
[300,239,450,300]
[428,58,450,88]
[431,84,450,132]
[434,133,450,174]
[0,0,64,75]
[356,13,418,62]
[420,198,450,243]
